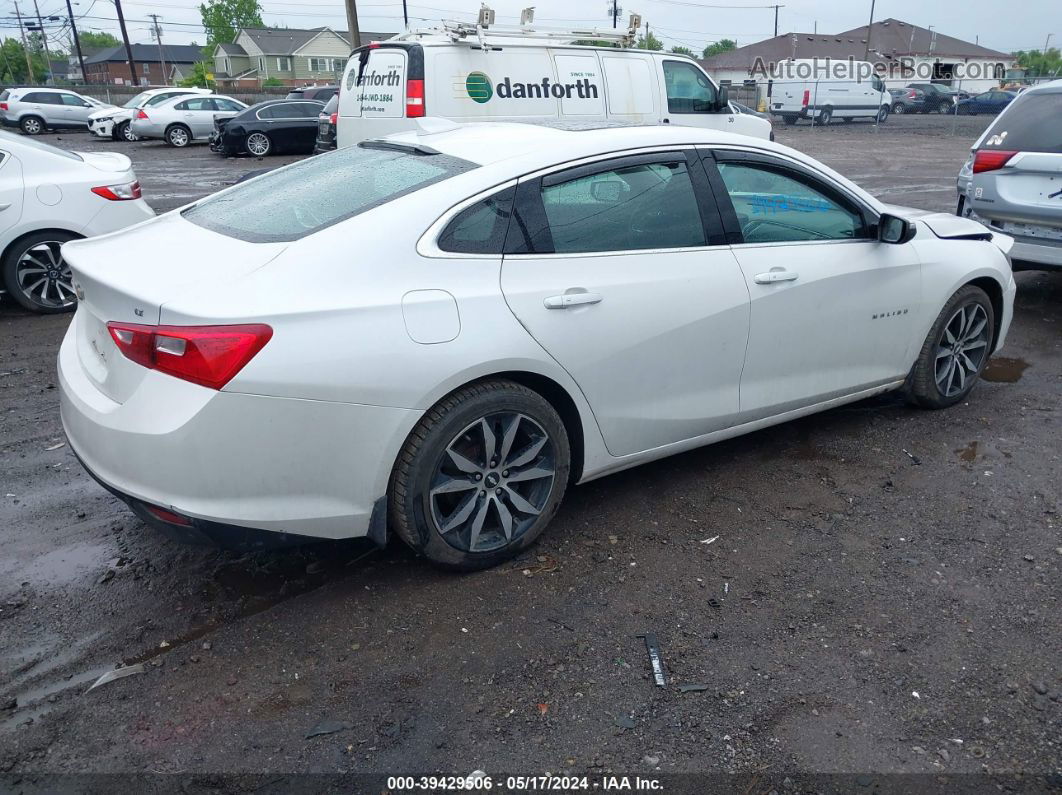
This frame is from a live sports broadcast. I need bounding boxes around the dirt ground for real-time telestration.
[1,116,1059,789]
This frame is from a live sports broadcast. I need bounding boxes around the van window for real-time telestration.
[438,187,515,254]
[183,144,474,243]
[716,162,867,243]
[601,57,654,116]
[662,61,717,114]
[537,158,704,253]
[980,91,1061,153]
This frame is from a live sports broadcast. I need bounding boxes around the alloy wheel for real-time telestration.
[14,241,75,310]
[121,122,138,142]
[935,303,990,397]
[246,133,270,156]
[429,412,556,553]
[169,127,190,147]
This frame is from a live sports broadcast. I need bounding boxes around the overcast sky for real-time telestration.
[5,0,1058,55]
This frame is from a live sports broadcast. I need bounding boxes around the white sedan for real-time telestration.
[58,122,1015,569]
[0,132,154,313]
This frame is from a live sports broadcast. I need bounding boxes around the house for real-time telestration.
[82,44,206,86]
[213,27,396,88]
[701,19,1015,95]
[67,48,102,83]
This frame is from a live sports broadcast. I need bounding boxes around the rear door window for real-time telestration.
[980,91,1061,153]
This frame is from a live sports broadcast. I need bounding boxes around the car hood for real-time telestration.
[882,203,1014,255]
[76,151,134,174]
[87,106,122,120]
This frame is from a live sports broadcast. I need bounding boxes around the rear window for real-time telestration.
[980,91,1062,154]
[183,143,475,243]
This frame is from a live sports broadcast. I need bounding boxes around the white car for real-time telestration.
[59,122,1015,569]
[87,87,212,142]
[130,94,247,147]
[0,132,154,313]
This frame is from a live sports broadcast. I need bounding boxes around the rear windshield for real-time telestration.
[183,143,475,242]
[980,91,1062,154]
[0,90,8,101]
[123,92,151,109]
[0,130,82,161]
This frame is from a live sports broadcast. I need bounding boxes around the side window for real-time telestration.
[181,98,212,111]
[716,161,868,244]
[538,159,705,254]
[871,75,884,93]
[438,187,515,254]
[257,104,280,119]
[216,99,244,112]
[662,61,717,114]
[60,94,88,106]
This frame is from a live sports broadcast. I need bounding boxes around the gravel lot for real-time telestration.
[1,116,1059,786]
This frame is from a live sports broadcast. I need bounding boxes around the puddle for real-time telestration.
[958,441,979,462]
[983,357,1029,383]
[12,541,112,587]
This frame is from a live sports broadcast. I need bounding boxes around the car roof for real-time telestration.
[1020,78,1062,95]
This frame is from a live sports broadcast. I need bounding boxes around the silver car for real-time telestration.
[959,79,1062,270]
[0,87,111,135]
[130,94,247,147]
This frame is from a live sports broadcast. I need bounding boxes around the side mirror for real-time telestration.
[590,179,627,203]
[716,84,730,112]
[878,213,915,244]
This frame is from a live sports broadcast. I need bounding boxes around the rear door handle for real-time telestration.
[544,291,603,309]
[753,270,799,284]
[0,203,10,211]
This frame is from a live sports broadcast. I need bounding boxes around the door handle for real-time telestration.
[544,291,603,309]
[0,203,10,211]
[753,269,799,284]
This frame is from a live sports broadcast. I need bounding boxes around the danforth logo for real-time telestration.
[464,72,599,103]
[466,72,493,103]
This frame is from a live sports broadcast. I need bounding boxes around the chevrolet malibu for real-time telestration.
[59,122,1016,570]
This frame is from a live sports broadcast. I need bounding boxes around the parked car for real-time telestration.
[210,99,324,156]
[958,79,1061,270]
[336,32,771,146]
[59,122,1015,568]
[314,94,339,154]
[87,87,212,142]
[769,60,890,125]
[0,88,111,135]
[287,84,338,102]
[905,83,959,113]
[130,94,247,147]
[0,132,153,313]
[889,87,927,114]
[957,90,1017,116]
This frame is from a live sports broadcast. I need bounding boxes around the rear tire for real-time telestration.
[905,286,995,409]
[1,230,79,313]
[245,131,272,157]
[20,115,44,135]
[389,379,570,571]
[166,124,191,148]
[817,107,832,125]
[892,102,905,114]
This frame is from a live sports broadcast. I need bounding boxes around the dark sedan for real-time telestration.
[957,89,1018,116]
[286,84,338,103]
[211,99,324,157]
[314,94,338,154]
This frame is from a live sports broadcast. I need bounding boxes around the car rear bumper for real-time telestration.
[58,318,418,542]
[1010,238,1062,270]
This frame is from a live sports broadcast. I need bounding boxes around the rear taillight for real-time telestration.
[801,89,809,108]
[144,504,192,526]
[0,102,7,111]
[329,111,337,125]
[907,91,917,98]
[136,109,148,120]
[106,322,273,390]
[91,181,141,201]
[406,78,425,118]
[972,150,1017,173]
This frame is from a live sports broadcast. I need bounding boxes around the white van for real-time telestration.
[336,22,772,147]
[767,59,890,126]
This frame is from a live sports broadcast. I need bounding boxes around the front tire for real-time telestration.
[877,105,890,123]
[906,286,995,409]
[389,380,571,571]
[116,120,138,142]
[245,132,272,157]
[1,231,79,313]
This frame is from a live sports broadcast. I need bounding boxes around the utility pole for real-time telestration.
[862,0,875,60]
[1045,33,1054,54]
[344,0,361,51]
[611,0,618,29]
[773,5,779,37]
[113,0,139,86]
[64,0,86,85]
[31,0,54,84]
[148,13,166,84]
[13,2,36,82]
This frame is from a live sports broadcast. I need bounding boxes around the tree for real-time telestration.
[703,38,737,59]
[670,45,694,56]
[0,38,49,82]
[200,0,264,47]
[635,31,663,51]
[178,61,213,87]
[1013,48,1061,78]
[78,31,121,50]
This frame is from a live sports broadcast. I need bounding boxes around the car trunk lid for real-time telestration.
[64,213,287,404]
